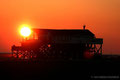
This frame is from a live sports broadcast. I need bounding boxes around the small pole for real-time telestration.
[83,25,86,30]
[33,32,35,39]
[22,37,24,42]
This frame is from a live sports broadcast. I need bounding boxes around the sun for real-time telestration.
[20,25,31,37]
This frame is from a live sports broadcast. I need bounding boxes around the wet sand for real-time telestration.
[0,53,120,80]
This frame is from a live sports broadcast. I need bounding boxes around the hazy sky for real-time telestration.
[0,0,120,54]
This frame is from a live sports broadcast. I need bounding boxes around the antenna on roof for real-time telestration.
[83,25,86,30]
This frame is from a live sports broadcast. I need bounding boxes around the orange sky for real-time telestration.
[0,0,120,54]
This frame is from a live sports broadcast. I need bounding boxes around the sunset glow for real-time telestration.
[0,0,120,54]
[20,25,31,37]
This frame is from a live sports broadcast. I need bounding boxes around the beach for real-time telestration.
[0,53,120,79]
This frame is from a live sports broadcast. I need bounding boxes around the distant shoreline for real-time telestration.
[0,52,11,54]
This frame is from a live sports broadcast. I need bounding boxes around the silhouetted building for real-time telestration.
[12,28,103,60]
